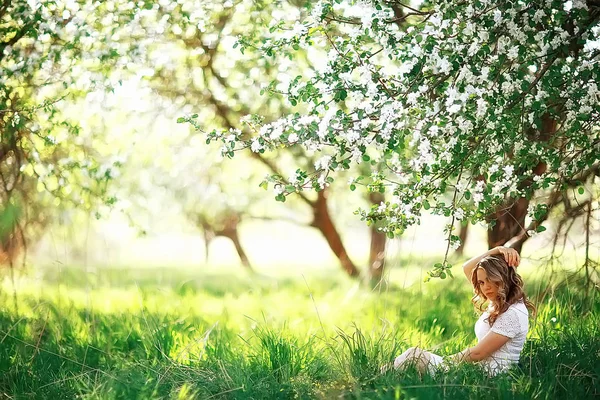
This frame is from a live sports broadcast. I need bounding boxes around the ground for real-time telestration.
[0,261,597,399]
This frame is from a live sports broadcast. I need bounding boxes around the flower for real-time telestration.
[287,133,299,143]
[250,138,263,153]
[453,208,465,220]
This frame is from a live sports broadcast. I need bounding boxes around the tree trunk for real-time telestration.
[220,215,254,272]
[487,197,529,253]
[454,223,469,256]
[0,227,23,266]
[200,221,215,264]
[368,192,386,285]
[311,189,360,278]
[222,225,254,272]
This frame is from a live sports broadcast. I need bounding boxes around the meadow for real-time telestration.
[0,260,598,399]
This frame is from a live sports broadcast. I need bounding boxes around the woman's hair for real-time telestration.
[470,255,536,325]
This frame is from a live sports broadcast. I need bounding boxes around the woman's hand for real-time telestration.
[495,246,520,267]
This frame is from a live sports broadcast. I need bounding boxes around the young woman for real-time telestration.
[387,246,535,376]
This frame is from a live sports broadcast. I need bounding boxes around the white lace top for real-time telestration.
[474,299,529,375]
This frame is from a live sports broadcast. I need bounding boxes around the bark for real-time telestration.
[221,224,254,272]
[311,189,360,278]
[487,197,529,253]
[197,215,254,272]
[199,220,215,264]
[368,192,386,284]
[0,228,23,266]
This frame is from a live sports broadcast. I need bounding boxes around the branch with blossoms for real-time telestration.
[184,0,600,279]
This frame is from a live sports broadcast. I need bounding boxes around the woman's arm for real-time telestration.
[448,331,511,363]
[462,246,520,281]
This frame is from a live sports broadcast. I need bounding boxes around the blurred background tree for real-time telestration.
[0,0,143,265]
[121,0,402,284]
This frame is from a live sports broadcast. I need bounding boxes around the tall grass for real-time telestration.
[0,265,597,399]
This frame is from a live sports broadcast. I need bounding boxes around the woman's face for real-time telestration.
[476,268,499,301]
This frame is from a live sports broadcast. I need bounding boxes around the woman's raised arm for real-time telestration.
[462,246,520,281]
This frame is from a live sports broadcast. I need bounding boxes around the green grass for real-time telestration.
[0,264,598,399]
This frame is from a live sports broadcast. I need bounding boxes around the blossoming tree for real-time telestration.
[0,0,139,263]
[193,0,600,277]
[138,0,395,282]
[189,0,600,280]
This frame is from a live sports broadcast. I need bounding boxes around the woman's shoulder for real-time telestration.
[509,298,528,311]
[505,299,530,320]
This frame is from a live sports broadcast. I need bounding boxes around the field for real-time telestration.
[0,260,598,399]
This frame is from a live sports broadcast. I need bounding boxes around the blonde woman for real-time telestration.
[387,246,535,376]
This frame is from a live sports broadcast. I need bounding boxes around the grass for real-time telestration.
[0,263,598,399]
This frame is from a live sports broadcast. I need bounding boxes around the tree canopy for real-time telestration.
[191,0,600,277]
[0,0,146,262]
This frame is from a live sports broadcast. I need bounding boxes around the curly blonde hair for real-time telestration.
[470,255,536,325]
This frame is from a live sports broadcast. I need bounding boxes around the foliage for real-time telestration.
[193,0,600,271]
[132,0,389,277]
[0,264,598,399]
[0,0,141,260]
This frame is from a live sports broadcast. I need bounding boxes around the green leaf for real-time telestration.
[176,117,185,123]
[259,181,268,190]
[536,225,546,233]
[578,187,584,195]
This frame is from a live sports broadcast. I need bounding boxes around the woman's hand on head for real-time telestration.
[496,246,520,267]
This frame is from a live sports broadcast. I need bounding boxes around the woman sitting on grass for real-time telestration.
[387,246,535,376]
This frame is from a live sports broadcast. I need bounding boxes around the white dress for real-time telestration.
[474,299,529,375]
[393,300,529,376]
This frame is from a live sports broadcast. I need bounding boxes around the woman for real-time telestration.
[387,246,535,376]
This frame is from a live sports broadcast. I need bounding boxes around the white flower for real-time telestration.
[27,0,40,10]
[533,9,546,23]
[493,10,503,26]
[448,104,462,114]
[507,46,519,60]
[453,208,465,220]
[480,66,490,81]
[314,155,331,170]
[250,138,263,153]
[317,174,328,189]
[287,133,299,143]
[450,237,461,250]
[436,57,451,74]
[476,97,488,118]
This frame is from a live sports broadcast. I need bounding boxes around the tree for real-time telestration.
[135,0,391,282]
[192,0,600,280]
[0,0,140,264]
